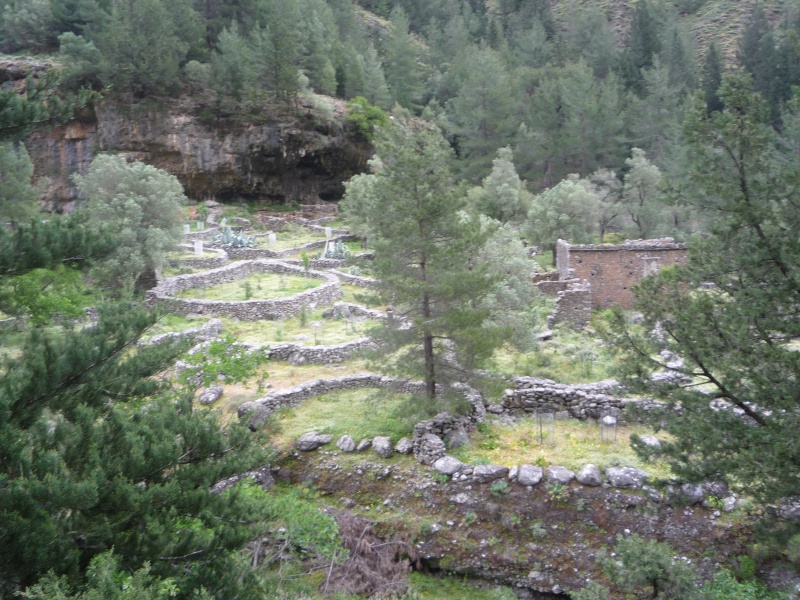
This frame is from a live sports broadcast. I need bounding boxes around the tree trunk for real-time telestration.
[422,292,435,399]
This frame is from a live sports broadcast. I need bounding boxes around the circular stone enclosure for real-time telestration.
[148,259,342,320]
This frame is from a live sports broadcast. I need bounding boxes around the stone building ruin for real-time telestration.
[535,238,688,328]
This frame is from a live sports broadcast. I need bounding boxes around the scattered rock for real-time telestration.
[638,435,661,448]
[517,465,544,487]
[547,466,575,485]
[643,486,663,503]
[394,437,413,454]
[445,423,469,449]
[449,493,473,505]
[198,385,224,405]
[473,464,510,484]
[680,483,705,506]
[606,466,648,488]
[433,456,463,476]
[296,431,333,451]
[337,435,356,452]
[372,436,394,458]
[576,464,602,487]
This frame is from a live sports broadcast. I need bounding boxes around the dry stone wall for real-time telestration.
[266,337,375,364]
[501,377,627,420]
[148,260,341,320]
[169,245,229,270]
[546,279,592,330]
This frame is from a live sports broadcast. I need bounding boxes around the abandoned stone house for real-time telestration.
[535,238,688,328]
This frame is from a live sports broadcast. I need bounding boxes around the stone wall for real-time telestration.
[329,269,378,288]
[169,245,229,270]
[148,260,341,320]
[556,238,688,309]
[265,337,375,364]
[218,234,356,261]
[501,377,628,420]
[546,279,592,330]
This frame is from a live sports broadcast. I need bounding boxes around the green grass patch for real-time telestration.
[532,250,554,271]
[406,572,517,599]
[168,250,221,260]
[225,310,378,346]
[143,308,379,347]
[176,272,322,301]
[452,419,673,480]
[490,328,617,384]
[255,224,325,250]
[267,388,441,448]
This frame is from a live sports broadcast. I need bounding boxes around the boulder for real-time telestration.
[372,436,394,458]
[638,435,661,448]
[576,464,603,487]
[547,466,575,485]
[356,438,372,452]
[336,435,356,452]
[473,464,510,484]
[245,404,271,431]
[198,385,224,405]
[517,465,544,487]
[606,466,648,488]
[394,437,413,454]
[296,431,333,451]
[680,483,704,505]
[445,423,470,449]
[433,456,463,476]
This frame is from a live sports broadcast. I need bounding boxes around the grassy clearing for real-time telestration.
[452,419,673,480]
[256,227,325,250]
[227,311,379,346]
[145,309,379,347]
[167,250,221,260]
[532,250,554,271]
[490,330,618,384]
[176,272,322,301]
[202,360,374,423]
[265,388,443,448]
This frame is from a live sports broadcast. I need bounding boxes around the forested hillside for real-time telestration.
[4,0,800,236]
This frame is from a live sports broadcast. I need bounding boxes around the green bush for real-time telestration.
[345,96,390,141]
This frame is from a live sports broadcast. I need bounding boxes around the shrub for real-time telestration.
[345,96,390,141]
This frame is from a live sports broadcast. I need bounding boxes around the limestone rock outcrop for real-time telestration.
[26,97,371,211]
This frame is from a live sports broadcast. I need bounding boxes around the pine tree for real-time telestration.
[340,116,507,399]
[0,84,331,600]
[94,0,188,97]
[448,44,516,178]
[702,41,724,113]
[468,146,529,223]
[253,0,300,104]
[0,141,40,225]
[601,73,800,504]
[617,0,661,95]
[737,3,778,114]
[383,7,424,110]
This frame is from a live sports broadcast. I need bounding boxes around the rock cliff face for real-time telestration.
[26,98,371,212]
